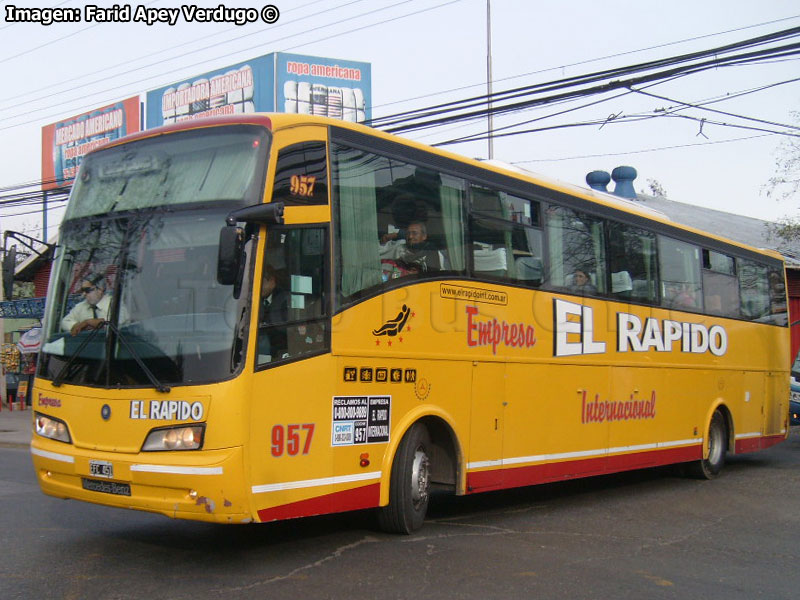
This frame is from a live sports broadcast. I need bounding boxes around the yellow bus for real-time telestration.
[30,113,790,533]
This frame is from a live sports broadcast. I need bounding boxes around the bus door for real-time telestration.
[503,364,611,484]
[608,366,665,470]
[249,223,332,520]
[740,372,765,444]
[765,371,786,436]
[468,362,505,491]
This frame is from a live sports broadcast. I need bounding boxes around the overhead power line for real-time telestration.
[371,14,800,113]
[630,85,800,131]
[512,134,774,164]
[445,111,800,148]
[391,42,800,139]
[436,74,800,147]
[368,26,800,133]
[2,24,799,203]
[0,0,461,130]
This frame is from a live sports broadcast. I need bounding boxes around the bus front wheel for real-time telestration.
[688,410,727,480]
[378,423,431,534]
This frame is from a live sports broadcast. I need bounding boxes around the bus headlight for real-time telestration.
[34,413,72,443]
[142,425,205,451]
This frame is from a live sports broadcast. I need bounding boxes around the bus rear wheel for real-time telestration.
[688,410,727,480]
[378,423,431,534]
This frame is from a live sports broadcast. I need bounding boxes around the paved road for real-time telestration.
[2,430,799,600]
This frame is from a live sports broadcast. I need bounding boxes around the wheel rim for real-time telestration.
[410,446,430,509]
[708,420,723,465]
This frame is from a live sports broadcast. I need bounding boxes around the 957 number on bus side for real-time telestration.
[271,424,315,457]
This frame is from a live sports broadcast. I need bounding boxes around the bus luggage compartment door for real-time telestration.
[467,362,505,491]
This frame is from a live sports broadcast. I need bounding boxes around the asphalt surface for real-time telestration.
[3,402,800,599]
[0,405,31,448]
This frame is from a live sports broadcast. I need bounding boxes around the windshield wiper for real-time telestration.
[106,321,171,393]
[52,325,105,388]
[51,322,171,393]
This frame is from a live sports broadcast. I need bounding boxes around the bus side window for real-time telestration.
[607,221,658,303]
[271,141,328,206]
[257,227,329,367]
[287,229,328,357]
[378,167,462,278]
[333,143,466,302]
[737,259,768,320]
[545,205,606,295]
[469,187,542,284]
[701,249,739,318]
[658,236,701,311]
[767,267,788,325]
[470,187,510,277]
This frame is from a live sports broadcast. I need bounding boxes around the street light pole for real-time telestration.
[486,0,494,160]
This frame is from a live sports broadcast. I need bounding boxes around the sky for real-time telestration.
[0,0,798,244]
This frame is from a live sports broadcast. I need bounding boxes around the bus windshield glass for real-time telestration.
[37,125,269,388]
[38,209,255,387]
[64,125,270,219]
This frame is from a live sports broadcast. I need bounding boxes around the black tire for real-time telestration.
[378,423,431,534]
[687,410,727,479]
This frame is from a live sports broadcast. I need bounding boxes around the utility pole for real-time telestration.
[486,0,494,159]
[0,224,6,407]
[42,190,48,244]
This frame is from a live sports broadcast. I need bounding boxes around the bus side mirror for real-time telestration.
[217,226,244,286]
[218,202,283,287]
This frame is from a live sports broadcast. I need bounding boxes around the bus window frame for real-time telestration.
[253,222,332,372]
[329,126,787,327]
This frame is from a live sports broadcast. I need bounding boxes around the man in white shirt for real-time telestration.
[61,273,116,335]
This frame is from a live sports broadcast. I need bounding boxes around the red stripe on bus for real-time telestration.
[735,438,761,453]
[256,482,380,522]
[735,433,786,454]
[467,445,701,492]
[758,434,787,449]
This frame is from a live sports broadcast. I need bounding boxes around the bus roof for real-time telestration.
[104,112,785,265]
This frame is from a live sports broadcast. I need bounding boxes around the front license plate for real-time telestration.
[89,460,113,479]
[81,478,131,497]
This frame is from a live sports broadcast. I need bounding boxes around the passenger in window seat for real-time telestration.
[570,269,598,294]
[398,221,441,272]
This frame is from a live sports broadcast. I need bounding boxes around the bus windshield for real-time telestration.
[64,125,269,219]
[37,125,270,388]
[38,209,254,387]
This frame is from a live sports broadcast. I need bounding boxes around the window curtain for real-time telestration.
[335,148,382,297]
[591,222,606,292]
[440,177,465,271]
[500,194,514,278]
[642,235,656,300]
[546,208,565,286]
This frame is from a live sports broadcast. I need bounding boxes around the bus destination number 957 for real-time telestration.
[271,423,315,457]
[289,175,316,198]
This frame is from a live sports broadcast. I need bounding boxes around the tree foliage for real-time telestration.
[765,111,800,246]
[766,111,800,203]
[765,110,800,245]
[766,216,800,248]
[645,178,668,198]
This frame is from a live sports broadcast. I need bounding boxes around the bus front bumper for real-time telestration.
[31,439,252,524]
